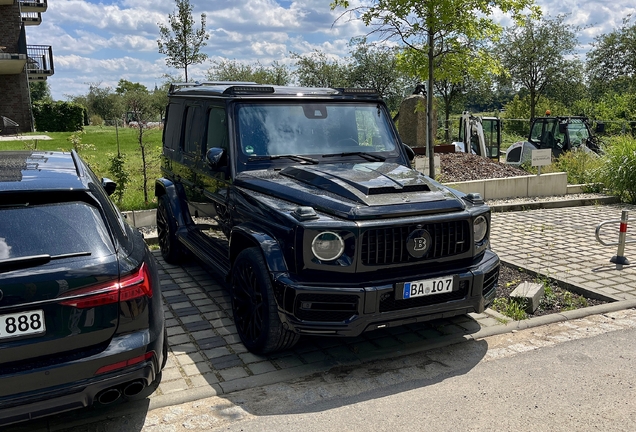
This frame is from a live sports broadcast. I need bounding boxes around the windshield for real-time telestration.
[0,202,115,262]
[568,120,590,147]
[235,102,398,168]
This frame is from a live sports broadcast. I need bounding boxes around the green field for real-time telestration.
[0,126,163,211]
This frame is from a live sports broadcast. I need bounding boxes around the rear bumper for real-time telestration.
[274,250,500,337]
[0,329,164,427]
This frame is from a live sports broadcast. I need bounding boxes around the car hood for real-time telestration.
[235,162,465,220]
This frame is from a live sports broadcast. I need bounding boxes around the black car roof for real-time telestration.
[0,151,88,193]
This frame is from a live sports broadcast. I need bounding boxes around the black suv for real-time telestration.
[157,83,500,354]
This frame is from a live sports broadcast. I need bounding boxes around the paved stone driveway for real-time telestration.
[152,253,502,407]
[152,202,636,408]
[490,203,636,301]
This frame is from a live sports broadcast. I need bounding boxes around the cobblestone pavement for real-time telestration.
[151,253,503,407]
[150,203,636,407]
[491,203,636,301]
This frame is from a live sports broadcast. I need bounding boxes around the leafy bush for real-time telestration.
[33,101,84,132]
[90,114,104,126]
[555,149,603,187]
[598,136,636,203]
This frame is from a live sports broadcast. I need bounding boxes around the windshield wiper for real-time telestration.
[0,251,92,272]
[321,152,386,162]
[248,154,319,164]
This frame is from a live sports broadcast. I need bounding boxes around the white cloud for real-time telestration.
[26,0,636,100]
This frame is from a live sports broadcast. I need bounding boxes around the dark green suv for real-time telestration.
[156,82,499,354]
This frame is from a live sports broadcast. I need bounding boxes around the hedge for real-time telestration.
[33,101,85,132]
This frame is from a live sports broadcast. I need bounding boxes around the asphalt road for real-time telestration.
[13,309,635,432]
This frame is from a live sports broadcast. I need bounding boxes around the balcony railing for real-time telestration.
[26,45,53,80]
[20,0,47,12]
[21,12,42,25]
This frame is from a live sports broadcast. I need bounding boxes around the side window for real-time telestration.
[183,105,204,154]
[530,120,544,142]
[206,107,229,151]
[163,102,183,151]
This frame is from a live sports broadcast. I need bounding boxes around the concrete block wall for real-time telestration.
[445,172,568,200]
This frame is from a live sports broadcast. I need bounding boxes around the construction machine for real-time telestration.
[505,116,602,165]
[452,112,502,160]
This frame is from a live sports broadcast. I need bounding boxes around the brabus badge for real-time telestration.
[406,229,432,258]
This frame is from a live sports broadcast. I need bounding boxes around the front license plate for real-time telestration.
[399,276,455,300]
[0,310,46,340]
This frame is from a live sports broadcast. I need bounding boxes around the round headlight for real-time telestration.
[474,215,488,243]
[311,232,345,261]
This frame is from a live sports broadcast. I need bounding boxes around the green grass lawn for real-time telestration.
[0,126,163,211]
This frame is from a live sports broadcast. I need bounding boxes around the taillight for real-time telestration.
[59,262,152,308]
[120,262,153,301]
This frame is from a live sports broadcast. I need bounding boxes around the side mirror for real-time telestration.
[402,143,415,161]
[595,122,605,133]
[101,178,117,196]
[206,147,227,169]
[558,122,567,134]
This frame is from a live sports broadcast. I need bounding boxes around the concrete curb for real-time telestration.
[489,196,620,213]
[471,299,636,339]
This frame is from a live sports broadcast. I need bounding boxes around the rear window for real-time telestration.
[0,202,115,261]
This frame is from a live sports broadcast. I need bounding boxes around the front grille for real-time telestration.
[295,293,359,322]
[361,220,470,266]
[483,266,500,295]
[379,280,469,312]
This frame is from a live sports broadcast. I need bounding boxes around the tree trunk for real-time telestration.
[427,30,435,178]
[530,89,536,119]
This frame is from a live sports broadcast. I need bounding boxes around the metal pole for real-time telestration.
[610,210,630,269]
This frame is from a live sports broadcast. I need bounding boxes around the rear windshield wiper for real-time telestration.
[0,251,92,272]
[321,152,386,162]
[248,154,319,164]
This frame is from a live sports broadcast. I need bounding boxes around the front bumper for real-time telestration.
[0,329,163,427]
[274,250,500,337]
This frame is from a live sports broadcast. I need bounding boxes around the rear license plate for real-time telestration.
[398,276,455,300]
[0,310,46,340]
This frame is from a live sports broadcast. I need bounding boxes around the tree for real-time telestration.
[586,15,636,99]
[332,0,537,177]
[115,79,148,95]
[207,60,291,85]
[291,50,352,88]
[495,15,580,120]
[124,90,155,204]
[399,38,501,142]
[80,83,122,123]
[348,38,412,113]
[30,81,52,103]
[157,0,209,82]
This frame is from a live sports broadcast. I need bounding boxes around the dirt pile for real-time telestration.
[423,152,528,182]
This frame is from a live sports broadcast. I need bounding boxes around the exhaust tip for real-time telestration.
[97,388,121,405]
[122,380,146,397]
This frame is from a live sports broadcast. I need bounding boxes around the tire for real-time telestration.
[231,247,300,354]
[156,194,183,264]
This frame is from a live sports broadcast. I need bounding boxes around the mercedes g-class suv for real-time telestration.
[156,82,500,354]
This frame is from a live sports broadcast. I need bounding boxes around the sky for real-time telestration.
[23,0,636,101]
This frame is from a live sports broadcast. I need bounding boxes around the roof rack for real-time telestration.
[168,81,259,94]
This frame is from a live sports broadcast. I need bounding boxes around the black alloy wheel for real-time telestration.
[231,248,299,354]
